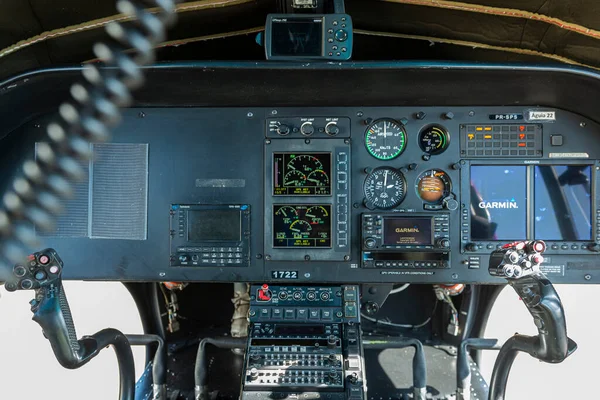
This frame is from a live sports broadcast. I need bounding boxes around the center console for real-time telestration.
[242,285,365,400]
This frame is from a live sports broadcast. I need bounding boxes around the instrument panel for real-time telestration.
[13,105,600,284]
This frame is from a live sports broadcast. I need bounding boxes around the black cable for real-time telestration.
[361,300,438,331]
[0,0,177,280]
[194,337,247,400]
[125,334,167,400]
[89,328,137,400]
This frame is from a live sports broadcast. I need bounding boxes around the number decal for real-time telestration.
[271,271,298,279]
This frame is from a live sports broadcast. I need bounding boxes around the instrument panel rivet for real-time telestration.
[357,111,364,117]
[344,255,350,261]
[452,273,458,280]
[138,111,146,118]
[585,274,592,280]
[265,255,271,261]
[247,112,254,118]
[468,110,475,117]
[580,122,587,127]
[271,110,278,115]
[353,203,360,208]
[256,254,263,259]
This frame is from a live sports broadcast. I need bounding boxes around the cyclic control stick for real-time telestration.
[5,248,136,400]
[488,241,577,400]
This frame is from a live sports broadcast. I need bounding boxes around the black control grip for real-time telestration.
[31,280,83,368]
[510,273,573,363]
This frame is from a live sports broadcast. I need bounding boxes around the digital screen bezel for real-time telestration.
[382,217,434,246]
[186,209,242,243]
[272,204,332,249]
[464,162,595,245]
[273,152,332,196]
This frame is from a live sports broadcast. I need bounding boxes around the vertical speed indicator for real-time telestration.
[365,118,407,160]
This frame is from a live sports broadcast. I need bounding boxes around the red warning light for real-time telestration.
[519,133,526,140]
[519,126,526,132]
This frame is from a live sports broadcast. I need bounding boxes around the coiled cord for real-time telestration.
[0,0,177,280]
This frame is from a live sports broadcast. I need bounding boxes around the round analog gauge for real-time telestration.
[364,167,407,209]
[306,170,330,187]
[305,205,329,224]
[289,220,312,236]
[284,169,307,187]
[415,169,452,203]
[365,119,407,160]
[418,125,449,155]
[274,205,299,222]
[288,154,325,175]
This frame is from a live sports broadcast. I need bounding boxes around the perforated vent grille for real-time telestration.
[35,142,148,240]
[36,144,89,238]
[90,143,148,240]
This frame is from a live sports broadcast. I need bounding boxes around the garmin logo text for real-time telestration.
[478,201,519,209]
[396,227,420,233]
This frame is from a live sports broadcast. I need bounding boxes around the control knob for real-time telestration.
[437,238,451,249]
[250,368,259,381]
[178,254,190,263]
[505,251,519,264]
[349,372,359,385]
[465,243,477,252]
[327,369,338,383]
[443,197,459,211]
[325,122,340,136]
[301,122,315,136]
[364,238,377,249]
[327,335,338,349]
[277,124,290,135]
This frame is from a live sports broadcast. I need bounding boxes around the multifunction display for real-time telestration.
[271,18,323,57]
[273,205,332,248]
[169,204,251,268]
[273,153,331,195]
[470,165,527,240]
[188,209,241,242]
[469,164,594,242]
[534,165,592,241]
[383,217,433,246]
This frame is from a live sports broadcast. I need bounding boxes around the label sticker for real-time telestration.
[380,271,435,276]
[489,113,523,121]
[528,110,556,121]
[540,264,565,276]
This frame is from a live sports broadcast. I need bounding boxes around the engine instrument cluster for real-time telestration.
[273,205,332,247]
[273,153,332,196]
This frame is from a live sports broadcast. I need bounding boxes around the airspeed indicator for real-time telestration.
[365,119,407,160]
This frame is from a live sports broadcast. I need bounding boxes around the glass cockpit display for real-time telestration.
[470,165,527,241]
[273,205,332,248]
[534,165,592,241]
[273,153,331,195]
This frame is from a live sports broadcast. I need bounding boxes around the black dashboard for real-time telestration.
[2,63,600,285]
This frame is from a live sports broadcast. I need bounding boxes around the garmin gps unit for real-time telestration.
[264,14,353,61]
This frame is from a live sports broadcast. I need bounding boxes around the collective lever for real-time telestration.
[487,241,577,400]
[4,248,136,400]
